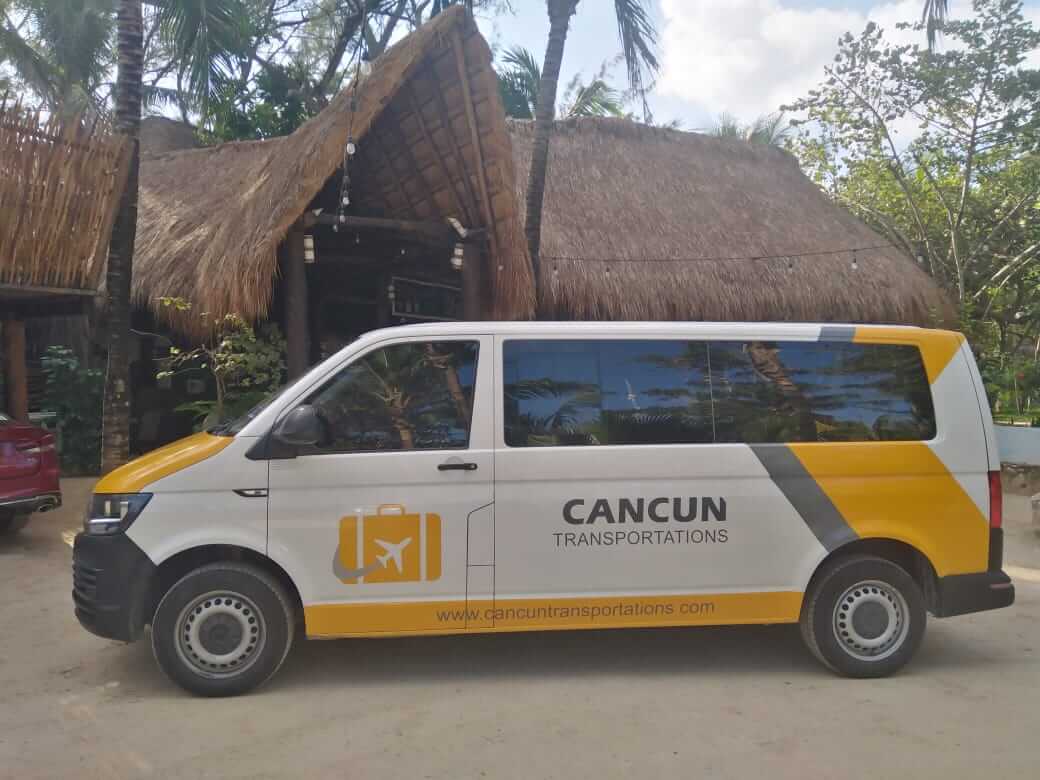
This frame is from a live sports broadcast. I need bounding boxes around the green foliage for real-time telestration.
[496,46,627,120]
[40,346,103,475]
[785,0,1040,412]
[707,111,792,147]
[157,298,286,426]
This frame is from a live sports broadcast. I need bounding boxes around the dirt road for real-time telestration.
[1,479,1038,779]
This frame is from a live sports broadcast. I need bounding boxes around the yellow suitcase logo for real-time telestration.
[333,504,442,584]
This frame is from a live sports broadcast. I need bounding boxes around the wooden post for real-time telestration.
[284,230,311,380]
[462,245,483,321]
[2,315,29,422]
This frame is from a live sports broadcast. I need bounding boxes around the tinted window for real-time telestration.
[305,341,478,453]
[711,341,935,443]
[503,340,713,447]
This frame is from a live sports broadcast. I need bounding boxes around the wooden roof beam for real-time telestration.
[450,30,499,262]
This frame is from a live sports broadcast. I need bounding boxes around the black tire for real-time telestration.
[151,562,295,696]
[0,509,29,535]
[800,554,926,678]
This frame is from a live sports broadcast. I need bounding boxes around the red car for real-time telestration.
[0,412,61,534]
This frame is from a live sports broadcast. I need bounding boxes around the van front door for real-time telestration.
[266,335,494,636]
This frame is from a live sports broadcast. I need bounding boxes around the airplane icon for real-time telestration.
[374,537,412,573]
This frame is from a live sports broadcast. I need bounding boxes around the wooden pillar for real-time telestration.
[284,230,310,380]
[462,245,483,321]
[2,315,29,422]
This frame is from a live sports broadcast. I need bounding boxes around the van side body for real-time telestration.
[73,323,1014,690]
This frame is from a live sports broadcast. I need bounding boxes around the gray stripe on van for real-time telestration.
[819,325,857,342]
[750,445,858,552]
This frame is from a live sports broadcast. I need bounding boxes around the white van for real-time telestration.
[73,322,1014,695]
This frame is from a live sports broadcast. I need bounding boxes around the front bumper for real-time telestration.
[0,491,61,514]
[72,531,157,642]
[933,569,1015,617]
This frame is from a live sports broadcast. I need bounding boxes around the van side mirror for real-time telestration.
[273,405,325,447]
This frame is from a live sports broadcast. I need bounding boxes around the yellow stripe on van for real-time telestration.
[94,432,233,493]
[852,326,965,385]
[787,442,989,576]
[304,591,803,638]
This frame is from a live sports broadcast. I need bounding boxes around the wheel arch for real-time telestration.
[809,537,940,614]
[147,544,304,630]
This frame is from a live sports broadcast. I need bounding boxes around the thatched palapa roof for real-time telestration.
[135,6,532,335]
[1,100,130,299]
[508,118,951,326]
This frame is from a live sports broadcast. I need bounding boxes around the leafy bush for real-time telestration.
[41,346,103,475]
[157,298,286,427]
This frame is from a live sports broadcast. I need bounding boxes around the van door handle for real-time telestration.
[438,461,478,472]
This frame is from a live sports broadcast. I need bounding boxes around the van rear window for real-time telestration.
[503,340,936,447]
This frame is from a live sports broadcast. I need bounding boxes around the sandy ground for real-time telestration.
[1,477,1038,779]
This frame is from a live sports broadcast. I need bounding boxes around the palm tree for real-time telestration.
[707,111,791,147]
[524,0,658,294]
[497,45,625,120]
[923,0,948,49]
[100,0,143,473]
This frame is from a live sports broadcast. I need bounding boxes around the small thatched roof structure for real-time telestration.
[509,118,951,326]
[0,99,130,303]
[135,5,532,335]
[139,116,199,157]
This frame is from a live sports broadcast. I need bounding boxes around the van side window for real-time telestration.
[503,339,936,447]
[710,341,936,443]
[503,340,713,447]
[304,341,478,453]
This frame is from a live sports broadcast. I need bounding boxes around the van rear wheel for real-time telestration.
[151,562,295,696]
[800,554,926,678]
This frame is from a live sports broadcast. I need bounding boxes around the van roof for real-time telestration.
[357,321,939,341]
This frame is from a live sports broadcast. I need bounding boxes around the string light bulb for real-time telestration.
[851,250,859,271]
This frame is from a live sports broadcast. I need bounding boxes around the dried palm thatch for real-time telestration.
[0,98,130,297]
[508,117,953,326]
[135,6,532,337]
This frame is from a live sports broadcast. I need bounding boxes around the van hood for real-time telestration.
[94,433,233,493]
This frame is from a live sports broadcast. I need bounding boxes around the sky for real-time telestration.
[475,0,1040,130]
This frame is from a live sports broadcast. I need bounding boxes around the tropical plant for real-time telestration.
[523,0,659,293]
[497,45,625,120]
[156,298,287,425]
[40,346,104,475]
[707,111,791,147]
[786,0,1040,412]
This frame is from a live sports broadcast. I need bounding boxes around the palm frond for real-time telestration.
[562,78,625,118]
[922,0,948,50]
[746,111,791,146]
[708,111,742,138]
[155,0,247,112]
[612,0,659,98]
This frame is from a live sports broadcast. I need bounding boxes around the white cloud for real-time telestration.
[657,0,987,121]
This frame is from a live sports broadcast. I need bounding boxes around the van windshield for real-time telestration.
[211,389,287,436]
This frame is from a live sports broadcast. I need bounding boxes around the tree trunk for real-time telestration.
[523,0,577,307]
[101,0,143,473]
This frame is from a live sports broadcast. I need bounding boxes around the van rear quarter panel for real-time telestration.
[800,328,990,577]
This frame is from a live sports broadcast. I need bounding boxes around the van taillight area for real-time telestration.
[989,470,1003,529]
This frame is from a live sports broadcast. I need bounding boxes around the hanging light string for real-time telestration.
[541,243,894,265]
[334,2,371,232]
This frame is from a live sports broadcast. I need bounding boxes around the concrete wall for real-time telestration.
[996,424,1040,467]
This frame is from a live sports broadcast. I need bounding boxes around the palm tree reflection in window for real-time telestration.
[307,341,478,452]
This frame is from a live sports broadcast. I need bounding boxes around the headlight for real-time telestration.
[84,493,153,535]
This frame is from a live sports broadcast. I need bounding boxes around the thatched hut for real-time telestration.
[131,6,951,392]
[0,100,130,419]
[134,5,530,380]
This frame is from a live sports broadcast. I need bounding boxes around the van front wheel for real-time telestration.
[800,554,926,678]
[151,562,295,696]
